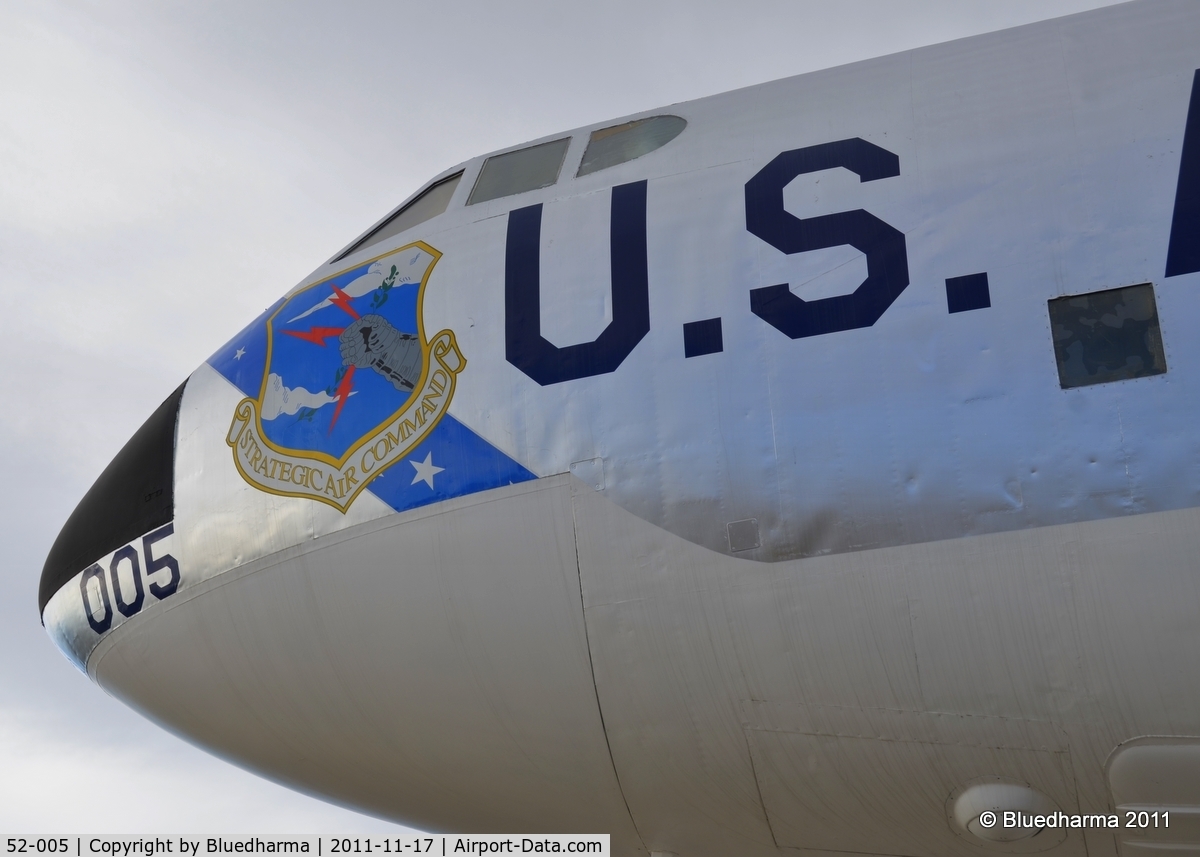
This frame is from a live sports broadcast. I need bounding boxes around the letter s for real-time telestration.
[745,138,909,338]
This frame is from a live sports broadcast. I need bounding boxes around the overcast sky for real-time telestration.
[0,0,1129,834]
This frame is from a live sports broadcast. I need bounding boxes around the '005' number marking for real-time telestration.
[79,522,180,634]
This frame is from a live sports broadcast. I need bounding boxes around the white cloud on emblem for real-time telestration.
[261,373,337,420]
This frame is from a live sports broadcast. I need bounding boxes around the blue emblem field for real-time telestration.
[208,247,535,515]
[265,275,421,459]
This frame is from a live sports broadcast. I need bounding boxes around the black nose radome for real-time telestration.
[39,382,187,616]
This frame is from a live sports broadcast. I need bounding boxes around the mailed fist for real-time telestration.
[339,314,422,392]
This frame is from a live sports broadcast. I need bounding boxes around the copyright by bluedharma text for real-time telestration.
[977,810,1170,830]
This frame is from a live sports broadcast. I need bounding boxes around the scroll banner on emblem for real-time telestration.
[227,331,465,512]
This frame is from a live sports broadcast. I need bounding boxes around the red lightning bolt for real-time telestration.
[330,285,360,320]
[281,326,345,347]
[328,365,356,435]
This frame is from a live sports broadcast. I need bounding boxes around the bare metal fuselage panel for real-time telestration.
[41,1,1200,853]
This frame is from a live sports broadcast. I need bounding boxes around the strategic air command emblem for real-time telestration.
[226,242,465,511]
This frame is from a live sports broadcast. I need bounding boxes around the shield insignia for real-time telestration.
[226,241,465,511]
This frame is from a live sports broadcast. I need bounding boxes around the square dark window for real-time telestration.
[683,318,723,358]
[1048,283,1167,389]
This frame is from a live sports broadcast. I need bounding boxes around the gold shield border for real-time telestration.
[225,240,465,512]
[227,331,465,512]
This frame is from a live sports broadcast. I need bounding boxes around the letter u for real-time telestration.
[505,180,650,385]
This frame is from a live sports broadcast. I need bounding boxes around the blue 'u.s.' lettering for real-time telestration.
[505,67,1200,385]
[502,140,909,386]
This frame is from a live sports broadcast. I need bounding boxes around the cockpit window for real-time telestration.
[336,171,463,262]
[576,115,686,177]
[467,138,570,205]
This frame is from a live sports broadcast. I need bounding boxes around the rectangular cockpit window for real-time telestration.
[336,171,462,262]
[1048,283,1167,389]
[467,138,570,205]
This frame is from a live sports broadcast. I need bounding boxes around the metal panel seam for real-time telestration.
[569,478,647,852]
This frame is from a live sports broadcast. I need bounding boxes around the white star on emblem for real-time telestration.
[234,347,246,360]
[410,451,444,489]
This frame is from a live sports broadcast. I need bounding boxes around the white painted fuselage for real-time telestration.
[41,2,1200,854]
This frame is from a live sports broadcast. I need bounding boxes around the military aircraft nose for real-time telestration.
[39,383,187,619]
